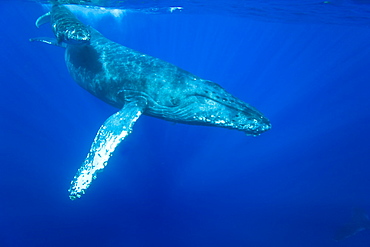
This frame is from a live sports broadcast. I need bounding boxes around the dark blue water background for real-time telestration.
[1,1,370,246]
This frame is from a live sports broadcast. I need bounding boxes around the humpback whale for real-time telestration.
[31,4,271,200]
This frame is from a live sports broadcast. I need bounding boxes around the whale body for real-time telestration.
[31,4,271,200]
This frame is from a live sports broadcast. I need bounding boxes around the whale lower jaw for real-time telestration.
[143,96,271,136]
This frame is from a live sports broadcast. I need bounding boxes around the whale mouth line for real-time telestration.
[178,95,271,135]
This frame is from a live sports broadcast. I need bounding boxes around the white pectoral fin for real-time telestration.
[68,99,146,200]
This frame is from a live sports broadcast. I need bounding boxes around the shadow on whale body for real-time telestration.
[31,4,271,200]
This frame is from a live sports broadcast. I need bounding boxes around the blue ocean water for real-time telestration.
[1,0,370,246]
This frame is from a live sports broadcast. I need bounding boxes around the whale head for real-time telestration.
[151,79,271,136]
[185,80,271,136]
[185,94,271,136]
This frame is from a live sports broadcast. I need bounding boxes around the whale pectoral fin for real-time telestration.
[35,12,51,28]
[29,37,66,47]
[68,98,147,200]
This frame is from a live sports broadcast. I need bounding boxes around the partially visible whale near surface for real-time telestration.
[30,4,271,200]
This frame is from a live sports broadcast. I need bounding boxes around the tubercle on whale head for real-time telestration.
[243,116,271,136]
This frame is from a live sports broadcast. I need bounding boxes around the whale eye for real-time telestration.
[170,97,180,106]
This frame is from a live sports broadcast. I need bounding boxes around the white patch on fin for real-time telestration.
[68,99,147,200]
